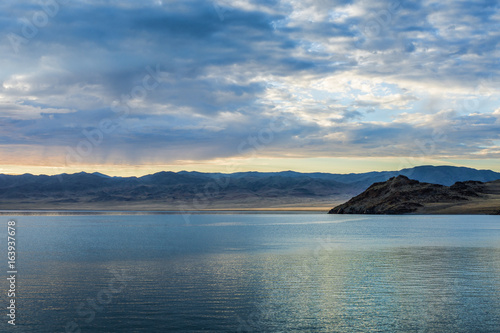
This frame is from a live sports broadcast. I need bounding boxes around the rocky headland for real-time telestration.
[329,175,500,215]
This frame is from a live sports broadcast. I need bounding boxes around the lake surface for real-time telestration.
[1,213,500,332]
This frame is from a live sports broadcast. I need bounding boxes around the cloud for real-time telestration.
[0,0,499,168]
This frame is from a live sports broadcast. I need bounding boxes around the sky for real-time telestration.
[1,0,500,176]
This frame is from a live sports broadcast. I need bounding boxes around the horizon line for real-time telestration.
[1,164,498,178]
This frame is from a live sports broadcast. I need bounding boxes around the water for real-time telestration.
[1,214,500,332]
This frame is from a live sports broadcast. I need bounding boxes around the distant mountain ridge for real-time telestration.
[180,165,500,186]
[0,165,499,210]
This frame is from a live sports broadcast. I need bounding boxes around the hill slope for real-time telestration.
[1,165,499,211]
[329,175,500,215]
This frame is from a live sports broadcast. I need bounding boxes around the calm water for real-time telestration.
[1,214,500,332]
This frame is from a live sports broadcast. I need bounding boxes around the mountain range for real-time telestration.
[1,165,500,211]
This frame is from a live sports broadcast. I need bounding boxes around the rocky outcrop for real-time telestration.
[328,175,488,214]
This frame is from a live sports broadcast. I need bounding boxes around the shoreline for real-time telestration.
[0,207,331,216]
[1,209,498,216]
